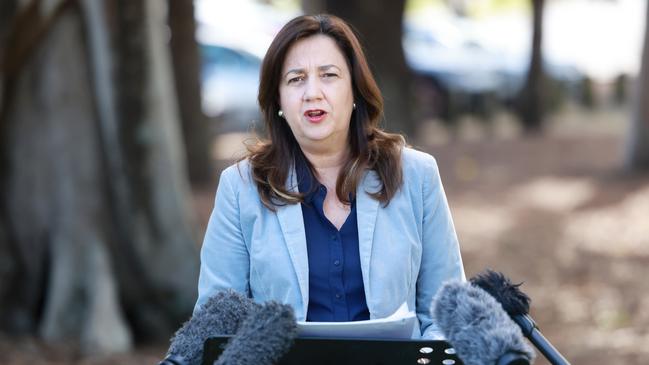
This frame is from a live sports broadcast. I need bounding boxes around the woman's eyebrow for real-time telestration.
[318,64,340,71]
[284,64,342,78]
[284,68,305,78]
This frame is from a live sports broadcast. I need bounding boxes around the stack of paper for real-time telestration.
[296,302,416,339]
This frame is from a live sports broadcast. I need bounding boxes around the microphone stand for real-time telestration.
[158,354,186,365]
[512,313,571,365]
[470,270,572,365]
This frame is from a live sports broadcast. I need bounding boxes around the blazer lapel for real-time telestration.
[356,169,380,315]
[276,165,309,319]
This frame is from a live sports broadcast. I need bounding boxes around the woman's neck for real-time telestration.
[301,146,349,187]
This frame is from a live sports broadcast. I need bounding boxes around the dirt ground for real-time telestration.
[421,108,649,365]
[2,106,648,364]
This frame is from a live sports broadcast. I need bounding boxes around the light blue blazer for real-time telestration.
[195,147,465,339]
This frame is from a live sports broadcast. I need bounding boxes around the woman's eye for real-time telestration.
[287,76,304,84]
[322,73,338,78]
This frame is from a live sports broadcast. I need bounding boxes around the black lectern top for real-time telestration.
[203,336,463,365]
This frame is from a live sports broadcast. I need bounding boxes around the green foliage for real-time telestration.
[406,0,446,13]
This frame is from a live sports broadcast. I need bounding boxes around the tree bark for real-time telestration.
[302,0,416,136]
[625,1,649,170]
[1,2,132,354]
[102,0,200,341]
[0,0,199,355]
[168,0,213,184]
[0,0,77,336]
[517,0,545,133]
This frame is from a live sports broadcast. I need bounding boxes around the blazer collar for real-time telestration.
[276,164,310,319]
[356,169,380,316]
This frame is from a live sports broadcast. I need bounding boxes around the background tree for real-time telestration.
[625,0,649,170]
[517,0,545,133]
[0,0,199,355]
[302,0,416,136]
[168,0,212,184]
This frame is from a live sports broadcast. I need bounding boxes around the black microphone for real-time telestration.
[214,301,297,365]
[431,280,536,365]
[159,290,259,365]
[471,270,571,365]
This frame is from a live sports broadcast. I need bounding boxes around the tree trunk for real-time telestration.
[168,0,213,184]
[517,0,545,133]
[0,0,17,102]
[302,0,416,137]
[0,1,132,354]
[0,0,199,355]
[625,1,649,170]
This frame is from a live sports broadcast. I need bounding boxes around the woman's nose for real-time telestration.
[302,78,324,102]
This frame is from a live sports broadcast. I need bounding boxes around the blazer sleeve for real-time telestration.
[416,156,466,339]
[194,166,250,314]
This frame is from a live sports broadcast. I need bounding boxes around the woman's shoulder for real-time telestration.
[398,147,445,195]
[219,159,254,188]
[401,146,439,174]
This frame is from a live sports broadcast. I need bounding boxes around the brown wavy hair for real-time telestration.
[248,14,404,210]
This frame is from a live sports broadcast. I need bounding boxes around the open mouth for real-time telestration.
[304,109,327,122]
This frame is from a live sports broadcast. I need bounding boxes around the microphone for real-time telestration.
[431,280,535,365]
[470,270,571,365]
[214,301,298,365]
[159,290,259,365]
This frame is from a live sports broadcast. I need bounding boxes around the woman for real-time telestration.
[195,14,465,339]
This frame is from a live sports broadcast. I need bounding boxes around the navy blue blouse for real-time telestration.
[295,156,370,322]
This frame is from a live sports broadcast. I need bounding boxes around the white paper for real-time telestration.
[297,302,416,339]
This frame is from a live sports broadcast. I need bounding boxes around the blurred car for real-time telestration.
[404,21,505,120]
[199,43,263,132]
[194,0,298,132]
[403,18,586,121]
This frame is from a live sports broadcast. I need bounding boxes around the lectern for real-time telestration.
[202,336,464,365]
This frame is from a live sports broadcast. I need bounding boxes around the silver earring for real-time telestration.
[278,110,284,117]
[353,103,356,110]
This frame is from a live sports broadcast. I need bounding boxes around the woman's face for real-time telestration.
[279,34,354,154]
